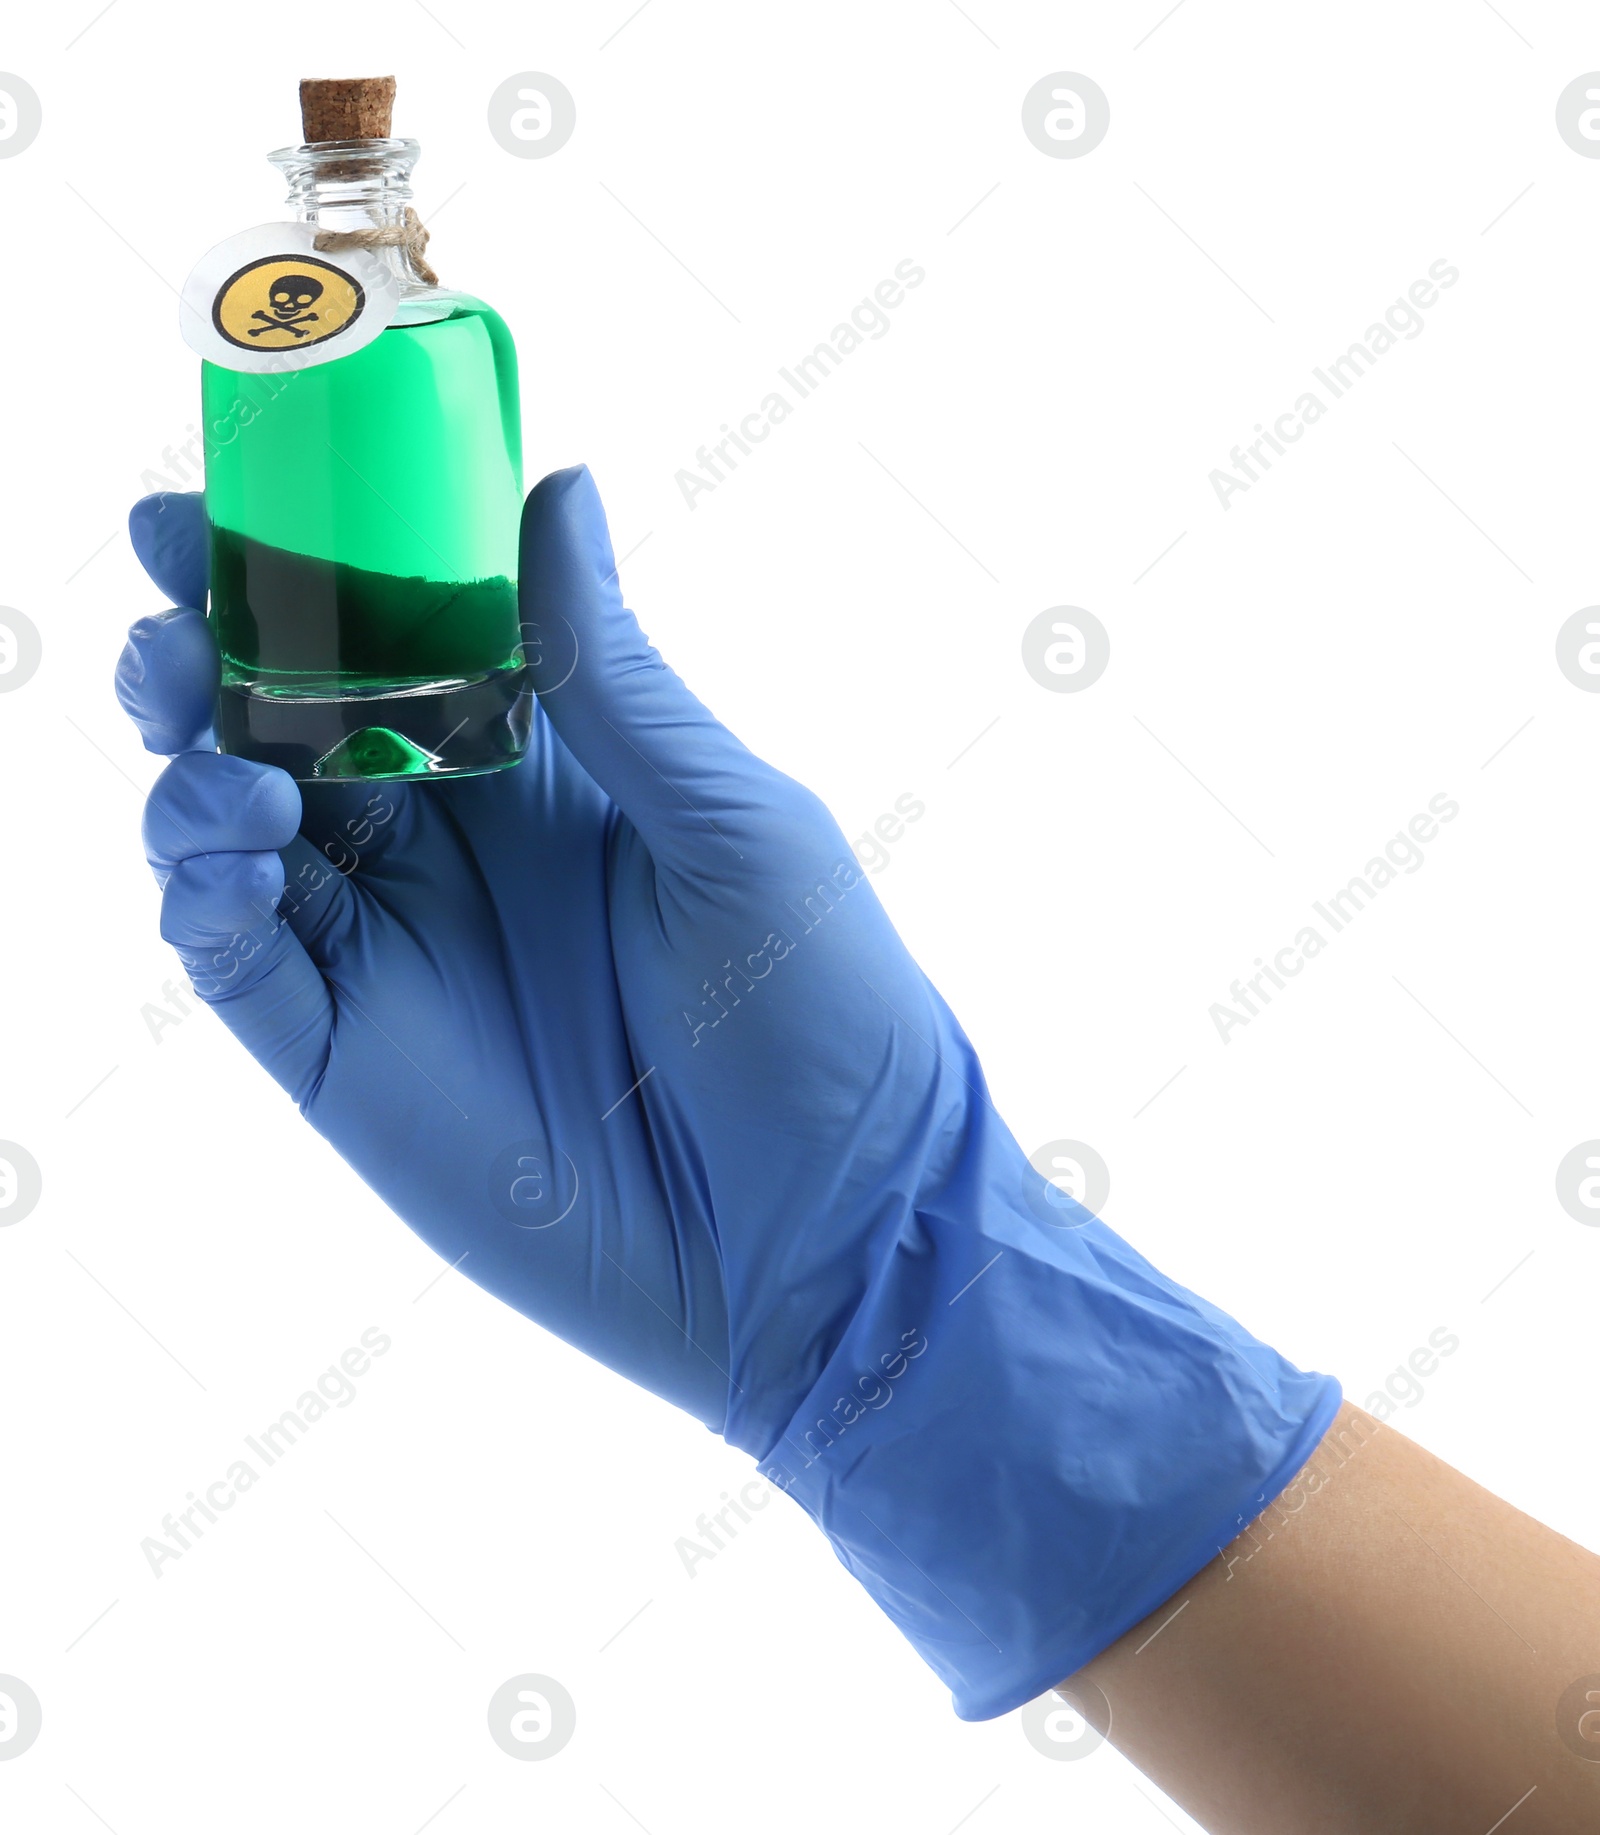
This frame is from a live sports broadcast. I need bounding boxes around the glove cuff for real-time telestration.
[754,1170,1342,1720]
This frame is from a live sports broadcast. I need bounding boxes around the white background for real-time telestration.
[3,2,1598,1829]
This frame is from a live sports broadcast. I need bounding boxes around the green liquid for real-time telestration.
[202,296,530,781]
[209,531,519,679]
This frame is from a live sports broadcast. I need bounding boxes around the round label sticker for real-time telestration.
[181,223,400,373]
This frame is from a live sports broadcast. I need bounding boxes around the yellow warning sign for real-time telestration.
[211,255,365,352]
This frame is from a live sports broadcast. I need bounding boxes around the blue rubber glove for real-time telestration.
[117,469,1341,1718]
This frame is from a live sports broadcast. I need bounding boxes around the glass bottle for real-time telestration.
[201,136,530,782]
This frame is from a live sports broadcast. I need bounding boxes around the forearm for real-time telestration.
[1066,1403,1600,1833]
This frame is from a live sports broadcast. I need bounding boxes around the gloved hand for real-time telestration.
[118,468,1340,1718]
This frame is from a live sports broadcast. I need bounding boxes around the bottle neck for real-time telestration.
[268,137,431,291]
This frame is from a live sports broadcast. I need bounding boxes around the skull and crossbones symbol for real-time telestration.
[247,274,324,338]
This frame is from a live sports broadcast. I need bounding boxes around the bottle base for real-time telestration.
[216,664,534,782]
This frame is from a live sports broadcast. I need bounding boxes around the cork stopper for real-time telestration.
[299,76,396,144]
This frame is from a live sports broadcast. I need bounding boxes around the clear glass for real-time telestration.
[201,138,531,782]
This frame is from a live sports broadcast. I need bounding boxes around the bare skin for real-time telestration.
[1062,1404,1600,1833]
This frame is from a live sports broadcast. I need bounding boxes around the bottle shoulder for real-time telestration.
[395,286,501,328]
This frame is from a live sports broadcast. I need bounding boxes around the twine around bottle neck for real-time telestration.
[313,205,438,287]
